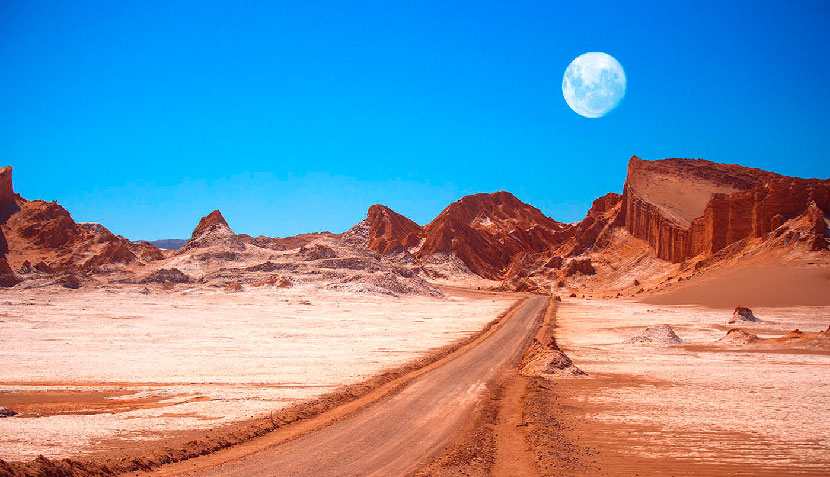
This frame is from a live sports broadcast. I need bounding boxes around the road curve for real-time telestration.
[200,296,546,477]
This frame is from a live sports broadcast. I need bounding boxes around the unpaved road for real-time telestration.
[191,296,546,477]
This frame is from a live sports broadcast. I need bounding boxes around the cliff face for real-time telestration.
[693,178,830,255]
[621,156,829,262]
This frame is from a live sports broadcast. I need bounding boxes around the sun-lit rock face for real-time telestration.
[365,204,422,255]
[621,156,829,262]
[692,179,830,256]
[415,191,567,280]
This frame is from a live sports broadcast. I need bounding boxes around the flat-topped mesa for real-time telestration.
[416,191,567,279]
[365,204,422,254]
[621,156,829,262]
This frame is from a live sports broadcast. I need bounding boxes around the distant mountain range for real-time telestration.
[146,239,187,250]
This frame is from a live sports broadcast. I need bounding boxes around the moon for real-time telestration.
[562,52,626,118]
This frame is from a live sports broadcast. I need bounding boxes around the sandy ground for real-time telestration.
[553,298,830,474]
[644,262,830,307]
[0,286,513,461]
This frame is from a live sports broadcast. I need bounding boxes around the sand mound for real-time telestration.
[520,339,586,378]
[626,324,683,345]
[729,306,760,324]
[717,328,760,345]
[140,268,192,284]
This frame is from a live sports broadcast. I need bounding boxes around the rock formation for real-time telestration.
[181,210,244,251]
[415,192,567,279]
[729,306,760,324]
[365,204,422,254]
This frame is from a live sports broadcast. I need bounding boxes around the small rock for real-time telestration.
[0,407,17,418]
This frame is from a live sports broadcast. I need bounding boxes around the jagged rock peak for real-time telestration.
[365,204,422,254]
[191,210,231,238]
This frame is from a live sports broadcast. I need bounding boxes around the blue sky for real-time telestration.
[1,1,828,240]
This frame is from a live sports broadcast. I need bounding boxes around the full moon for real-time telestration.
[562,52,626,118]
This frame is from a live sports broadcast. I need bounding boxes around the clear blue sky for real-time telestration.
[1,1,828,240]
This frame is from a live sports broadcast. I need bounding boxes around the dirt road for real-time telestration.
[189,296,546,477]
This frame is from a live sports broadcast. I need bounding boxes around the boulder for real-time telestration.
[729,306,760,324]
[564,258,595,276]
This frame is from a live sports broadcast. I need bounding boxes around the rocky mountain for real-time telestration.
[414,192,568,279]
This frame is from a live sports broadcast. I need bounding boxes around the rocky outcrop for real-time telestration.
[82,241,138,270]
[416,192,566,279]
[365,204,422,254]
[807,201,828,251]
[520,338,586,377]
[193,210,228,236]
[299,244,337,261]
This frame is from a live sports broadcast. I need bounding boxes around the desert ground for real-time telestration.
[0,285,514,461]
[552,299,830,475]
